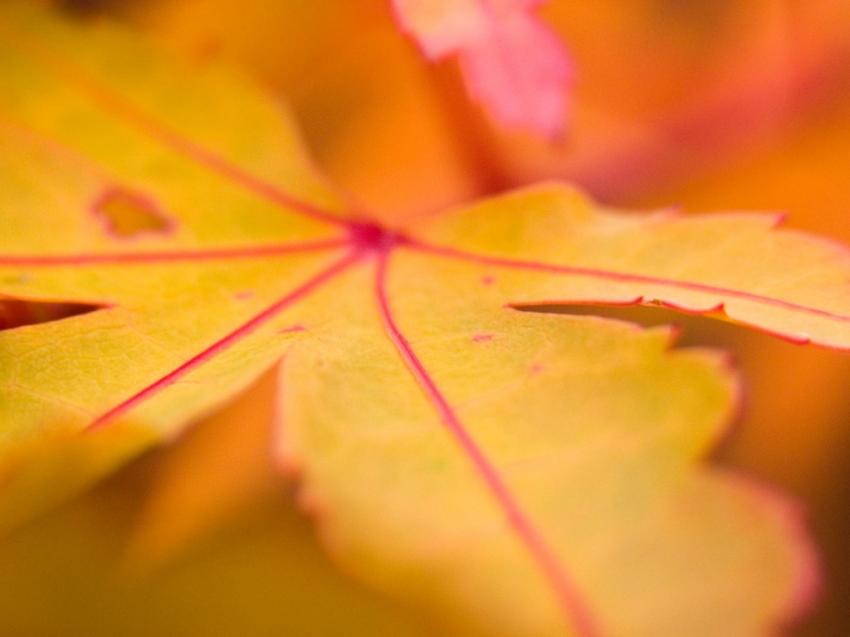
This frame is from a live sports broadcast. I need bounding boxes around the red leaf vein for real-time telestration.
[375,250,599,637]
[85,250,360,432]
[407,239,850,324]
[0,238,350,267]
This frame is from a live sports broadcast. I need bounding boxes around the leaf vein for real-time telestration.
[374,249,600,637]
[84,250,360,432]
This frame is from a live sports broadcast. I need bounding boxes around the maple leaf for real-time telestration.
[0,3,844,635]
[391,0,573,138]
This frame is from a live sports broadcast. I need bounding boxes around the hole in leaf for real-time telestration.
[0,298,102,331]
[92,187,174,239]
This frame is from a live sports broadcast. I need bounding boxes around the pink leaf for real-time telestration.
[392,0,574,138]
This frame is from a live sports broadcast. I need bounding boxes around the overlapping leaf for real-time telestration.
[1,4,847,635]
[391,0,573,138]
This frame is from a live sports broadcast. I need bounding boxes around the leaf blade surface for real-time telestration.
[0,4,838,636]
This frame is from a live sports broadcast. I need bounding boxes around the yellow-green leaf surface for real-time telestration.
[1,3,846,636]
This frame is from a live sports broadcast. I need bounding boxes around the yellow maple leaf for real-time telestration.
[0,4,839,635]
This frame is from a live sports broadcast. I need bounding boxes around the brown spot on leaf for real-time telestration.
[472,333,494,343]
[92,187,174,239]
